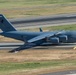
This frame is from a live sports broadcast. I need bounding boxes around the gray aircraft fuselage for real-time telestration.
[1,30,76,44]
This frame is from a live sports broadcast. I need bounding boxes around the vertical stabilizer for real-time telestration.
[0,14,16,32]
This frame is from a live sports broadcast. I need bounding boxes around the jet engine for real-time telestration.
[59,35,68,43]
[49,37,59,44]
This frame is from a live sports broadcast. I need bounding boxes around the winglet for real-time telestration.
[39,28,43,32]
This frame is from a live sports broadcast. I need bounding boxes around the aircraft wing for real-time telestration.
[28,32,56,43]
[9,32,55,53]
[9,31,65,53]
[9,43,36,53]
[28,30,65,43]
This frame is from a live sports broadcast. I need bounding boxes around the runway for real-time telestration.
[41,70,76,75]
[0,43,76,50]
[9,13,76,29]
[0,43,23,49]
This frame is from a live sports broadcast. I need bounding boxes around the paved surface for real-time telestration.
[41,70,76,75]
[0,43,76,50]
[0,43,23,49]
[9,13,76,29]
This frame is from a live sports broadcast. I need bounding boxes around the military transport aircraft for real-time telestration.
[0,14,76,53]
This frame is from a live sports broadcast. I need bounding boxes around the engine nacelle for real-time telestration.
[49,37,59,44]
[59,35,68,43]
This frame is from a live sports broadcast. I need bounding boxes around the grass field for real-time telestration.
[0,60,76,75]
[42,24,76,31]
[0,0,76,18]
[0,49,76,75]
[22,24,76,32]
[0,0,76,5]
